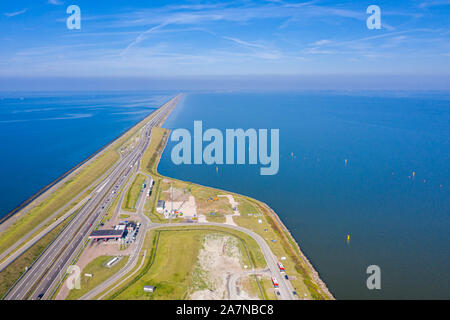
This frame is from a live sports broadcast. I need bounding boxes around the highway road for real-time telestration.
[4,96,180,300]
[79,171,153,300]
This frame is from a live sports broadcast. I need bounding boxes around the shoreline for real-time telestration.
[154,128,334,300]
[0,105,165,229]
[259,201,334,299]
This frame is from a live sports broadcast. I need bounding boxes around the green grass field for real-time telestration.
[205,213,226,223]
[108,226,265,300]
[112,230,203,300]
[66,255,128,300]
[122,173,147,212]
[141,127,169,176]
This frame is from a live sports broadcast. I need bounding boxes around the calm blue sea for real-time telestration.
[158,92,450,299]
[0,91,174,217]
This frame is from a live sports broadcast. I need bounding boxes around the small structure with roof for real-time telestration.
[144,285,155,293]
[156,200,165,213]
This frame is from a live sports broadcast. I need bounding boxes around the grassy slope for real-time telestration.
[66,255,128,300]
[122,173,147,212]
[140,127,181,224]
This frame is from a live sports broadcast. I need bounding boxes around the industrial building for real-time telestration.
[156,200,165,213]
[89,229,124,241]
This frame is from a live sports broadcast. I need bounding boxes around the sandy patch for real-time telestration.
[218,194,240,226]
[218,195,240,216]
[225,215,237,226]
[189,234,252,300]
[162,184,190,202]
[165,195,197,218]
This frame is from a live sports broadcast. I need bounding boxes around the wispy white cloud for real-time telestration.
[419,0,450,8]
[306,29,440,51]
[1,1,448,77]
[48,0,64,5]
[4,8,27,17]
[222,36,266,49]
[310,39,332,46]
[121,23,169,56]
[117,2,367,56]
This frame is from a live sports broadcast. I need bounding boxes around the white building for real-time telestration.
[156,200,165,213]
[144,286,155,293]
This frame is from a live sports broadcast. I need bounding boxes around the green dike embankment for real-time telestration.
[122,173,147,212]
[138,126,333,300]
[0,99,172,266]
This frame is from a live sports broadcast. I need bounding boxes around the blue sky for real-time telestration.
[1,0,450,89]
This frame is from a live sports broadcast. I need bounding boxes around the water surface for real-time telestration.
[0,91,173,217]
[158,92,450,299]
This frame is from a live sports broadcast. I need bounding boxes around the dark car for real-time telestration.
[276,291,280,296]
[284,275,289,280]
[293,291,297,296]
[37,293,44,300]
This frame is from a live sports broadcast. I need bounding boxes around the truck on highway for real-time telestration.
[271,277,279,288]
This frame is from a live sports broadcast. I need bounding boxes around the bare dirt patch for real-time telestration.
[161,183,190,202]
[189,233,254,300]
[164,195,198,218]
